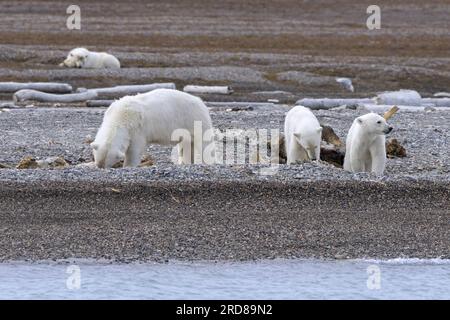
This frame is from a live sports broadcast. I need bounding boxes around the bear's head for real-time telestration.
[293,127,323,161]
[91,141,125,169]
[356,113,393,135]
[60,48,90,68]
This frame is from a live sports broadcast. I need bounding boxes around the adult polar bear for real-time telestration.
[60,48,120,69]
[344,113,393,175]
[284,105,322,164]
[91,89,215,168]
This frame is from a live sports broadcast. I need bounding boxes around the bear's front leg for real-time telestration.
[124,138,146,168]
[349,152,366,172]
[370,137,386,175]
[287,141,308,164]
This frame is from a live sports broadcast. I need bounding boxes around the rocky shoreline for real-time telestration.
[0,177,449,262]
[0,106,449,262]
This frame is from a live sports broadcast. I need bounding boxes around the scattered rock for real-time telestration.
[16,156,39,169]
[37,156,69,169]
[84,135,94,144]
[112,155,155,168]
[138,155,155,167]
[16,156,69,169]
[226,106,254,112]
[386,139,407,158]
[75,161,96,169]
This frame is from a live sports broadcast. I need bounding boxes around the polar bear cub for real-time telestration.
[284,105,323,164]
[91,89,215,168]
[60,48,120,69]
[343,113,393,175]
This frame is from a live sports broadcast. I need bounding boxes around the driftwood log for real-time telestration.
[383,105,399,120]
[77,83,176,97]
[296,98,373,109]
[85,101,283,109]
[0,82,73,94]
[85,100,114,108]
[183,85,233,95]
[421,98,450,107]
[321,125,343,147]
[13,90,98,103]
[374,90,422,106]
[433,92,450,98]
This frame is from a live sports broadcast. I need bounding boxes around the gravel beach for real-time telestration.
[0,0,449,262]
[0,107,449,262]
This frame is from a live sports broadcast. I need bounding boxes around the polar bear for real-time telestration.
[91,89,215,168]
[343,113,393,175]
[284,105,322,164]
[60,48,120,69]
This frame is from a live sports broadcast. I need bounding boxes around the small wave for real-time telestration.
[358,257,450,265]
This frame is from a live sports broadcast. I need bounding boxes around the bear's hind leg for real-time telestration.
[365,158,372,172]
[124,138,146,167]
[179,140,193,164]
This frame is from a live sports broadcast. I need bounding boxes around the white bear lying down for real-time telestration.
[284,105,322,164]
[60,48,120,69]
[344,113,393,175]
[91,89,215,168]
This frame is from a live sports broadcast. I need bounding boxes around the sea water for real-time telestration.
[0,258,449,299]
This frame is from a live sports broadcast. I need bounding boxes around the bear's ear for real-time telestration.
[90,142,99,150]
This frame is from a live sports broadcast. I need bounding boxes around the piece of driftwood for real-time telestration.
[375,90,422,106]
[383,105,399,120]
[0,82,73,93]
[363,104,430,112]
[320,144,345,167]
[296,98,373,110]
[14,89,98,103]
[0,102,22,109]
[183,85,233,95]
[85,100,114,108]
[321,125,343,147]
[421,98,450,107]
[433,92,450,98]
[0,163,12,169]
[77,83,176,96]
[85,100,282,109]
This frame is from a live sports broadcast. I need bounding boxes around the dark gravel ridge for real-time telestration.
[0,178,448,262]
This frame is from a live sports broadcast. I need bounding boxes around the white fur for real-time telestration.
[91,89,215,168]
[61,48,120,69]
[343,113,393,175]
[284,105,322,164]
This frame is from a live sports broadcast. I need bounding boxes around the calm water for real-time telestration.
[0,259,449,299]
